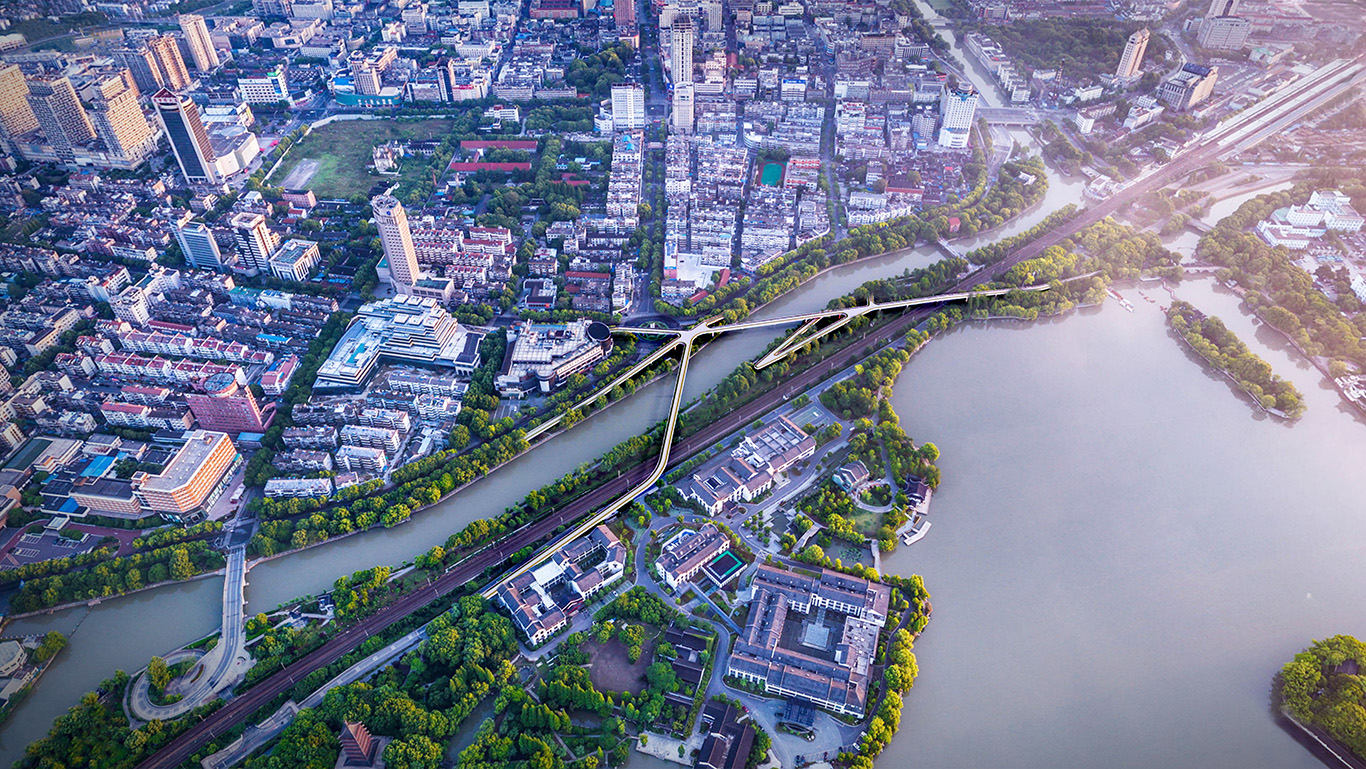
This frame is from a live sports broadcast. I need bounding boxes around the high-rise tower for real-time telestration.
[671,18,694,85]
[178,14,221,72]
[371,194,421,291]
[177,221,225,270]
[231,212,280,271]
[1116,28,1149,79]
[88,74,156,163]
[26,76,95,162]
[0,64,38,146]
[148,35,192,91]
[153,88,219,184]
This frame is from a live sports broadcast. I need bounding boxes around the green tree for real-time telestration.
[148,656,170,691]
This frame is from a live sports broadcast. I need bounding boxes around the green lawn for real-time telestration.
[847,508,884,537]
[269,118,459,198]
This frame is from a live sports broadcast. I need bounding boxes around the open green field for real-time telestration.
[269,118,458,198]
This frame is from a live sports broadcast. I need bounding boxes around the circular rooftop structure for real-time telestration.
[202,372,239,396]
[586,321,611,343]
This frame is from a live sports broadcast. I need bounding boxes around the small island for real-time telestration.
[1276,635,1366,765]
[1166,300,1306,419]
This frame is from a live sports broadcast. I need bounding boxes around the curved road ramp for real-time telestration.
[127,546,251,722]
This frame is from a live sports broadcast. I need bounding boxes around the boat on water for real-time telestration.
[902,520,932,546]
[1106,287,1136,313]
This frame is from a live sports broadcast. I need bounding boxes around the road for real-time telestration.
[134,53,1366,769]
[128,546,250,721]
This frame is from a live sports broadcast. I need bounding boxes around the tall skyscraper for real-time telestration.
[88,74,156,163]
[178,14,220,72]
[114,47,164,93]
[1116,28,1150,79]
[937,86,978,149]
[26,76,95,162]
[371,194,421,291]
[153,88,219,184]
[614,0,635,26]
[231,212,280,271]
[671,18,694,85]
[610,82,645,130]
[148,35,192,91]
[177,221,224,270]
[0,64,38,145]
[672,82,694,133]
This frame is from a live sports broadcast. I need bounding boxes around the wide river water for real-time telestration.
[2,138,1353,769]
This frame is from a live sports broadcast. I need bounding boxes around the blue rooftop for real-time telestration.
[82,455,115,478]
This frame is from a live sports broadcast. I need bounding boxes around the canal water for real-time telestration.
[0,146,1091,764]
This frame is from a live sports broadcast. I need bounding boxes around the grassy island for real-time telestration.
[1166,300,1306,418]
[1277,635,1366,761]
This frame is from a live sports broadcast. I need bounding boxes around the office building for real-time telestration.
[615,0,635,26]
[610,82,645,131]
[1116,28,1149,79]
[185,371,274,433]
[1198,0,1249,49]
[315,296,484,388]
[671,18,694,84]
[1159,63,1218,111]
[178,14,220,72]
[371,194,421,291]
[937,86,978,148]
[673,82,695,133]
[231,212,279,271]
[728,564,892,718]
[176,221,224,270]
[495,319,613,397]
[148,36,192,91]
[237,67,289,104]
[26,77,95,162]
[1198,15,1250,49]
[131,430,240,521]
[0,64,38,145]
[268,238,320,281]
[87,74,157,164]
[153,88,219,184]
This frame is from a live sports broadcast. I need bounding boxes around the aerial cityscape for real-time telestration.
[0,0,1362,766]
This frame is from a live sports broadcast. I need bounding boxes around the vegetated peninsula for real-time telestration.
[1276,635,1366,762]
[1165,300,1306,418]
